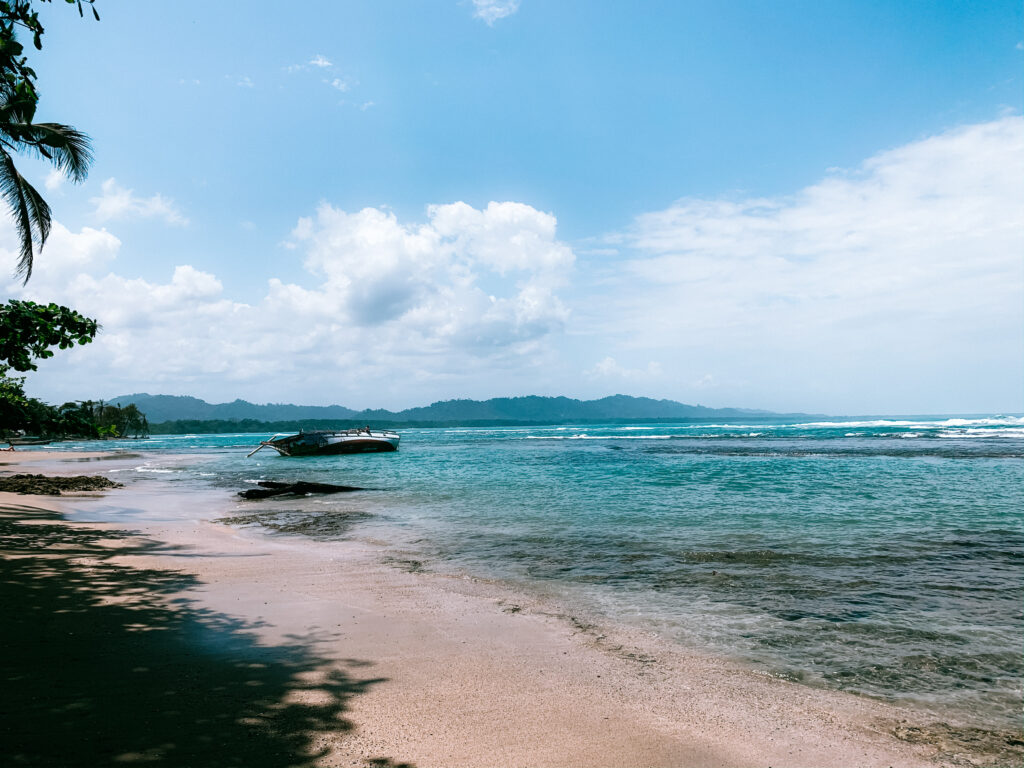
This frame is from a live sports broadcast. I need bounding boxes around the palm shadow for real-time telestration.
[0,503,412,767]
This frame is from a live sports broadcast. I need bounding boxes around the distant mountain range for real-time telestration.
[107,394,359,423]
[108,393,788,426]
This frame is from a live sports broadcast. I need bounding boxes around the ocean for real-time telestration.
[45,415,1024,734]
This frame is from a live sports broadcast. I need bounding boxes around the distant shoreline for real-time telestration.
[140,412,1021,435]
[144,414,825,434]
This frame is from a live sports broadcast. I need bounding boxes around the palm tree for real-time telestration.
[0,80,92,283]
[0,2,94,283]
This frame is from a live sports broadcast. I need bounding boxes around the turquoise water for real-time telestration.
[44,416,1024,731]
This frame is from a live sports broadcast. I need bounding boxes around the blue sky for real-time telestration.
[2,0,1022,413]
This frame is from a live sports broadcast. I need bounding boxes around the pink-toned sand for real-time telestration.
[0,448,114,464]
[1,451,951,767]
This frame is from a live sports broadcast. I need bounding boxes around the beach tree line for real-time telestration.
[0,392,149,440]
[0,297,147,439]
[0,297,133,440]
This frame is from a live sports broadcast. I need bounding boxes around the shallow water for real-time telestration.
[43,415,1024,731]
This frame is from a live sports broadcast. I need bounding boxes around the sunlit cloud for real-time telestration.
[2,118,1019,413]
[2,200,574,404]
[584,116,1024,410]
[44,169,64,193]
[90,178,188,226]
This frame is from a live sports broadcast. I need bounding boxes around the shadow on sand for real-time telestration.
[0,503,413,767]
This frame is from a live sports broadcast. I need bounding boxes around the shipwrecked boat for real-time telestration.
[247,428,400,457]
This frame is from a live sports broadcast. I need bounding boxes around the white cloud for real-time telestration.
[287,55,333,73]
[4,118,1020,413]
[293,201,571,334]
[0,217,120,281]
[3,200,575,405]
[236,75,255,88]
[43,169,65,193]
[585,357,663,381]
[591,116,1024,411]
[91,178,188,226]
[287,55,363,102]
[471,0,520,25]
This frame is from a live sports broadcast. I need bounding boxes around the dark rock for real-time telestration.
[238,481,365,500]
[0,473,124,495]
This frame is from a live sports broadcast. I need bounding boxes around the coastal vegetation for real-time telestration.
[0,299,123,439]
[0,394,149,440]
[0,299,98,372]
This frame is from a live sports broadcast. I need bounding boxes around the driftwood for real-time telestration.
[237,480,365,500]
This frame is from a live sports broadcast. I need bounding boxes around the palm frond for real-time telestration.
[1,121,93,181]
[0,150,50,282]
[19,169,50,247]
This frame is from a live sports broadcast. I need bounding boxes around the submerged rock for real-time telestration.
[237,480,365,500]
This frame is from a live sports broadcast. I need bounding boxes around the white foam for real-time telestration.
[525,434,675,440]
[797,415,1024,430]
[937,428,1024,438]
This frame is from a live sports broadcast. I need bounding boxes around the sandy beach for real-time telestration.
[0,450,1004,767]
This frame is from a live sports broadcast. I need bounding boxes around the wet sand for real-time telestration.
[0,448,117,464]
[0,451,995,767]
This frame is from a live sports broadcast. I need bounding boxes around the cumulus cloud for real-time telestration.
[0,218,120,282]
[4,118,1019,413]
[471,0,520,25]
[91,178,188,226]
[309,54,332,68]
[2,200,574,404]
[291,201,571,336]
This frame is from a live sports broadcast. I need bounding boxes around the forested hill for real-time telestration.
[111,393,784,430]
[108,394,358,423]
[353,394,773,422]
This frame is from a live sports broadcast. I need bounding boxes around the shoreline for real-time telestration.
[0,451,1014,766]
